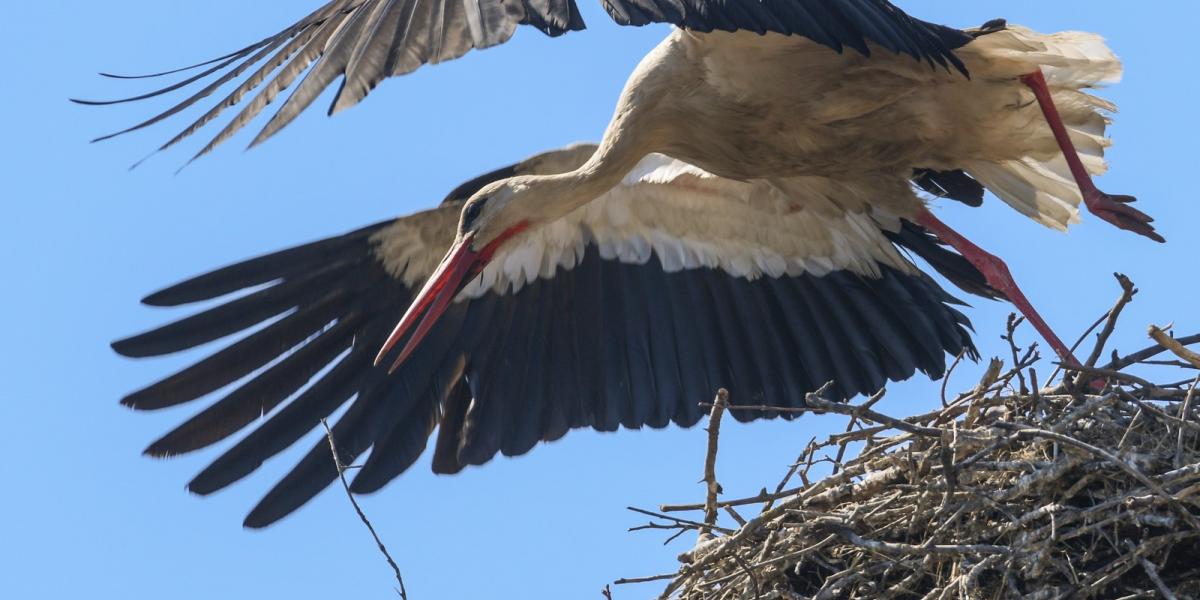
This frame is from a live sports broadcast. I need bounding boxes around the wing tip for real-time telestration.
[111,337,139,358]
[242,513,274,529]
[141,288,188,307]
[142,440,178,459]
[118,393,150,410]
[187,478,217,497]
[242,496,291,529]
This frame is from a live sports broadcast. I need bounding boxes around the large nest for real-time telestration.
[621,277,1200,599]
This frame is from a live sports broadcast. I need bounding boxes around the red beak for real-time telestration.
[376,221,530,373]
[375,232,479,373]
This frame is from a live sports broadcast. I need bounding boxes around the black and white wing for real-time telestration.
[75,0,585,161]
[114,146,984,527]
[78,0,971,160]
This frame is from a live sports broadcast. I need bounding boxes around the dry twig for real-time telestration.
[1149,325,1200,370]
[702,390,729,538]
[321,419,409,599]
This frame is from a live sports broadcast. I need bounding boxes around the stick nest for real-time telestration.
[628,277,1200,599]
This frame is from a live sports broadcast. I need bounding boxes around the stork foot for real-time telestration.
[1020,69,1163,244]
[1083,190,1164,242]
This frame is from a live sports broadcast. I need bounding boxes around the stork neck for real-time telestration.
[572,104,658,198]
[531,41,668,216]
[522,123,652,227]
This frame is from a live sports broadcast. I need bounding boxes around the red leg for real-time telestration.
[1019,70,1163,242]
[914,208,1081,368]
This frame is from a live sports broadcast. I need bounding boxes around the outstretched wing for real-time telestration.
[74,0,585,162]
[78,1,971,161]
[115,148,981,527]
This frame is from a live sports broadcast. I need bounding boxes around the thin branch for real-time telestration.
[627,507,735,535]
[942,349,966,407]
[1137,556,1178,600]
[613,573,678,586]
[1149,325,1200,370]
[1102,334,1200,372]
[835,526,1011,556]
[1178,378,1199,470]
[1085,274,1137,368]
[321,419,408,600]
[702,389,729,538]
[1005,314,1029,394]
[833,388,887,473]
[660,486,805,513]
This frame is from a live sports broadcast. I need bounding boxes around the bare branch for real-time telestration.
[702,389,729,538]
[321,419,408,600]
[1149,325,1200,370]
[1085,274,1138,368]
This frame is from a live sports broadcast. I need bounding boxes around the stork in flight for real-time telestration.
[94,2,1160,524]
[116,143,993,527]
[82,1,1160,365]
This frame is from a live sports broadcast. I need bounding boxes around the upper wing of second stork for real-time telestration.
[77,0,970,160]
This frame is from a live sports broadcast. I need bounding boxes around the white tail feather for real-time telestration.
[965,26,1121,230]
[975,26,1122,86]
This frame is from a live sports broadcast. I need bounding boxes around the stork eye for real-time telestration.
[462,198,486,229]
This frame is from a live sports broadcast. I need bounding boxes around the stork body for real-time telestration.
[380,23,1151,369]
[482,26,1126,221]
[597,29,997,182]
[95,2,1162,526]
[81,2,1156,242]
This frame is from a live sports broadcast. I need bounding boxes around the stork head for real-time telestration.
[373,175,579,372]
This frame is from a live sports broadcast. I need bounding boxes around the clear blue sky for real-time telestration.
[3,2,1197,598]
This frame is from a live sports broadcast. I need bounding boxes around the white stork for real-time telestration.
[81,1,1159,365]
[94,2,1159,525]
[116,143,991,526]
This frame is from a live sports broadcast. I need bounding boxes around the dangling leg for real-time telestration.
[914,207,1081,367]
[1019,70,1163,242]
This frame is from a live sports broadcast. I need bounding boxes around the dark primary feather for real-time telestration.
[912,168,985,207]
[602,0,971,75]
[140,222,388,307]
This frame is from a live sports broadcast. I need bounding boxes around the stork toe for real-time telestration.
[1084,190,1164,242]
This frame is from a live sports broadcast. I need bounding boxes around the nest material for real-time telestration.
[630,281,1200,599]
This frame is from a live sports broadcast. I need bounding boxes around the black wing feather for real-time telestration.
[810,274,887,393]
[662,270,719,427]
[141,222,388,307]
[144,316,360,456]
[118,283,368,409]
[603,0,970,75]
[539,276,580,441]
[501,283,552,457]
[430,376,473,474]
[629,263,684,429]
[114,258,359,358]
[912,169,985,207]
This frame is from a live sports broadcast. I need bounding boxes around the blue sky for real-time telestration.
[3,2,1197,598]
